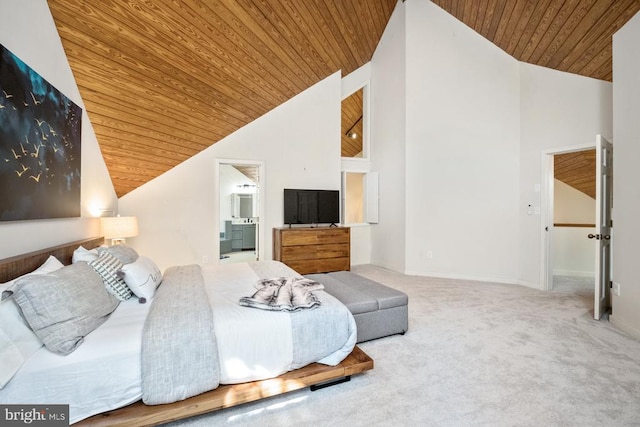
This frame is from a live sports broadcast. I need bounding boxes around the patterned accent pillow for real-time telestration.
[98,245,138,265]
[90,251,133,301]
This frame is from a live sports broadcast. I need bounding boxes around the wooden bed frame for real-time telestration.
[0,237,374,427]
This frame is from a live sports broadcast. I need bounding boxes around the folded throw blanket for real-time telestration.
[239,277,324,312]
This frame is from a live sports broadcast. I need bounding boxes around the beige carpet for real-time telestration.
[165,266,640,426]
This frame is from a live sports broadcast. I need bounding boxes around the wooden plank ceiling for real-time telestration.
[47,0,397,197]
[555,150,596,198]
[46,1,639,197]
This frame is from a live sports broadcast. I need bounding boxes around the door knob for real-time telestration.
[588,233,597,239]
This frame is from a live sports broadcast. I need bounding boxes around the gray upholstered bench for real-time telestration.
[305,271,408,343]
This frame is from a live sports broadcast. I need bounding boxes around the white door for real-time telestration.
[592,135,613,320]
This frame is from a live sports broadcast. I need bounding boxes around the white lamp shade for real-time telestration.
[101,216,139,239]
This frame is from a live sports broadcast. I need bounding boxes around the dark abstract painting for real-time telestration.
[0,43,81,221]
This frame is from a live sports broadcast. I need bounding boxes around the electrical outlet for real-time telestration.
[613,282,621,296]
[426,251,433,259]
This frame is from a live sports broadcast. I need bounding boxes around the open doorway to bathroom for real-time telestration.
[218,161,262,264]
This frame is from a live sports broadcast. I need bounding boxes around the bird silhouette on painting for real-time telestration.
[30,92,41,105]
[2,90,13,98]
[29,172,42,182]
[15,164,30,177]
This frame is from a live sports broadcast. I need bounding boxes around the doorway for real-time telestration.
[216,159,264,264]
[541,136,613,319]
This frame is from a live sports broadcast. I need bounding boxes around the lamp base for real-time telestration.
[110,238,127,246]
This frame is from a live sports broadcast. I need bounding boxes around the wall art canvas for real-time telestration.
[0,43,81,221]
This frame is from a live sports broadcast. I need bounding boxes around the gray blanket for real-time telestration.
[141,265,220,405]
[239,277,324,312]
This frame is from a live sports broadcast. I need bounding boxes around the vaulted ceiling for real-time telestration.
[47,1,639,197]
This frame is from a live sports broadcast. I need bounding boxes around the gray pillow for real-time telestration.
[98,245,138,264]
[9,263,120,355]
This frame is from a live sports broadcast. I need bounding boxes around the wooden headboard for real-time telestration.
[0,236,104,283]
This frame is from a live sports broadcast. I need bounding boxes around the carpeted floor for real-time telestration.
[165,266,640,427]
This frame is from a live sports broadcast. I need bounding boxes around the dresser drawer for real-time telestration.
[279,228,349,246]
[284,257,350,275]
[280,243,350,261]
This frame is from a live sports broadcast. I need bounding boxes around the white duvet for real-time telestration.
[0,261,356,424]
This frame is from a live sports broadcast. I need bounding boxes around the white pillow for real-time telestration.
[72,245,99,263]
[0,256,64,388]
[120,256,162,301]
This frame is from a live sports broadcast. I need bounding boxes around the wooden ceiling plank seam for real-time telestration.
[70,63,245,138]
[52,10,267,123]
[96,127,206,158]
[288,1,356,75]
[325,0,369,66]
[278,0,342,72]
[94,126,209,157]
[367,0,386,38]
[462,0,476,24]
[567,33,612,76]
[183,0,305,95]
[473,0,490,34]
[590,58,613,82]
[252,0,337,75]
[103,163,168,179]
[526,0,581,64]
[235,0,325,82]
[562,0,637,74]
[577,41,612,78]
[492,0,518,47]
[349,0,377,56]
[162,2,296,103]
[146,0,292,105]
[99,145,187,168]
[97,138,194,163]
[311,0,362,73]
[56,1,270,118]
[536,0,598,67]
[89,2,275,118]
[494,0,525,50]
[89,112,213,153]
[519,0,567,62]
[504,0,538,55]
[479,0,499,38]
[360,0,384,56]
[72,63,245,139]
[210,0,317,91]
[451,0,459,17]
[512,0,555,59]
[486,0,508,41]
[546,0,615,70]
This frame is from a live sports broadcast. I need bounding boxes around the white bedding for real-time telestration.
[0,261,356,424]
[0,297,150,424]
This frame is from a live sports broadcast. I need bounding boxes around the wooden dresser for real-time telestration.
[273,227,350,274]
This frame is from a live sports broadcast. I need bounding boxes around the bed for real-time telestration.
[0,237,373,426]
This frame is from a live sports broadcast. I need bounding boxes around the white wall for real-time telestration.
[369,1,407,273]
[611,11,640,338]
[0,0,116,259]
[403,0,520,283]
[552,179,595,277]
[119,72,342,271]
[554,179,595,224]
[519,62,612,288]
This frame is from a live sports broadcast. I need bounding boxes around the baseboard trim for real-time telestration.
[553,269,595,278]
[609,314,640,341]
[403,269,518,286]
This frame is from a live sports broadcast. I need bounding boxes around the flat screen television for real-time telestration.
[284,189,340,226]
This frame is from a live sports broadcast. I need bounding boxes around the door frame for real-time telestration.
[214,158,265,263]
[540,142,595,291]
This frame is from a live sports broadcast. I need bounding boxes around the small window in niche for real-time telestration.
[341,88,364,158]
[344,172,365,224]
